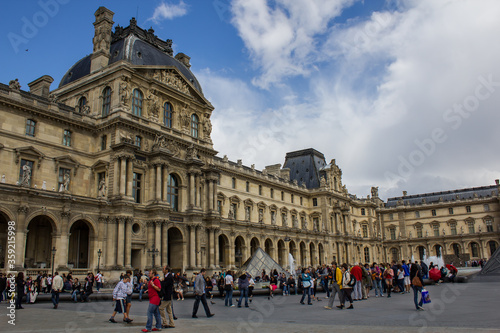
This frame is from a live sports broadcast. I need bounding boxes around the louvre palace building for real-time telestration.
[0,7,498,280]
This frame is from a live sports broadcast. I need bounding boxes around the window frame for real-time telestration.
[191,114,199,138]
[164,102,173,128]
[62,129,72,147]
[102,87,111,117]
[132,88,143,116]
[26,119,36,137]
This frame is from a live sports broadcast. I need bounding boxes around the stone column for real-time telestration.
[156,165,162,201]
[119,157,126,196]
[208,181,214,211]
[162,224,168,266]
[155,221,162,267]
[229,235,235,269]
[148,165,155,202]
[116,218,125,267]
[146,221,155,267]
[189,173,195,207]
[214,229,219,268]
[55,211,71,268]
[189,225,196,268]
[106,218,115,268]
[14,206,29,269]
[162,165,169,202]
[209,228,215,269]
[125,218,132,268]
[113,157,120,197]
[126,158,133,198]
[195,226,202,267]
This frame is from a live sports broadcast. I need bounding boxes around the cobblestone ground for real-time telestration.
[2,281,499,333]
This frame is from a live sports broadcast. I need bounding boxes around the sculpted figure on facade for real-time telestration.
[293,215,298,228]
[282,214,287,227]
[371,186,379,198]
[258,209,263,223]
[119,77,130,106]
[152,133,167,150]
[271,211,276,225]
[180,103,190,133]
[203,114,212,140]
[320,176,327,188]
[20,164,31,187]
[98,178,107,198]
[245,206,250,221]
[228,205,234,220]
[63,171,71,191]
[147,89,160,122]
[9,78,21,90]
[186,144,198,160]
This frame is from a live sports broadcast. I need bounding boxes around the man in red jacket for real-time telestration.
[350,264,363,301]
[142,270,162,332]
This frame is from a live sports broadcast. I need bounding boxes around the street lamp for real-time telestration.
[148,245,159,268]
[51,247,57,277]
[97,249,102,272]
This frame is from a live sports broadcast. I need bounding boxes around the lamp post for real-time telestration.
[97,249,102,272]
[51,247,57,277]
[148,245,159,269]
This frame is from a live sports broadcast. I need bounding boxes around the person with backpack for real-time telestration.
[420,261,429,279]
[324,261,342,309]
[338,263,355,309]
[299,268,312,305]
[371,263,384,297]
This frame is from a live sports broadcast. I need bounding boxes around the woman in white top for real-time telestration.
[338,264,354,309]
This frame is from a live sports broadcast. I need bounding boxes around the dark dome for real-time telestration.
[59,34,203,94]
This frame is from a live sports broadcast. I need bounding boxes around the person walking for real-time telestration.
[299,268,312,305]
[324,262,342,309]
[338,264,354,309]
[410,262,425,311]
[384,263,394,298]
[124,271,134,321]
[224,271,234,307]
[109,275,133,323]
[237,273,250,308]
[51,272,63,309]
[141,269,162,332]
[159,266,175,328]
[350,264,362,300]
[15,272,25,309]
[192,268,215,318]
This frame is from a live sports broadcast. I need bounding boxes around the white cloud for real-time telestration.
[206,0,500,200]
[149,1,188,23]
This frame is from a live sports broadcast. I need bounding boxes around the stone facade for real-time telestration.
[0,7,498,281]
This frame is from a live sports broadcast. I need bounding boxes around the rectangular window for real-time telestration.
[259,185,262,195]
[450,224,457,235]
[291,194,294,203]
[232,177,236,189]
[417,227,423,238]
[270,189,274,199]
[300,197,303,205]
[312,198,318,206]
[232,203,238,220]
[468,222,475,234]
[389,213,394,221]
[431,209,436,216]
[58,167,71,191]
[361,208,366,216]
[217,174,220,185]
[101,135,107,151]
[63,129,72,147]
[135,136,141,148]
[246,181,249,192]
[281,191,284,201]
[466,205,471,213]
[484,204,490,212]
[471,243,479,257]
[362,225,368,238]
[415,211,420,218]
[19,159,34,186]
[486,219,493,232]
[448,207,453,214]
[433,225,439,236]
[26,119,36,137]
[133,172,142,203]
[390,228,396,240]
[217,200,222,214]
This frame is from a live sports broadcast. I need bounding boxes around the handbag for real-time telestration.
[422,288,431,303]
[224,284,232,291]
[302,280,311,288]
[412,276,422,287]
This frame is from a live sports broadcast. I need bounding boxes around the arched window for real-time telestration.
[102,87,111,116]
[471,242,479,258]
[167,174,179,212]
[77,96,87,113]
[362,225,368,238]
[164,102,173,128]
[453,244,460,257]
[191,114,199,138]
[132,89,143,116]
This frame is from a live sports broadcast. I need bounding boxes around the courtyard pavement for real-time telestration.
[2,280,499,333]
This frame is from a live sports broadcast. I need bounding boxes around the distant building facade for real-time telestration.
[0,7,498,279]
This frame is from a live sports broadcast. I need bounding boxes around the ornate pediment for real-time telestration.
[91,160,109,172]
[54,155,80,175]
[151,69,191,96]
[15,146,45,167]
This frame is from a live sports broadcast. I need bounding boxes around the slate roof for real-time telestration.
[59,19,202,93]
[385,185,498,207]
[283,148,327,189]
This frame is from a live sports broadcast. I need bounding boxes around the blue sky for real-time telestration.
[2,0,500,200]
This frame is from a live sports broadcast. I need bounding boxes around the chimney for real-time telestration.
[175,53,191,68]
[27,75,53,97]
[90,7,114,73]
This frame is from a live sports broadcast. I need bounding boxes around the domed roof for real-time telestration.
[59,20,203,94]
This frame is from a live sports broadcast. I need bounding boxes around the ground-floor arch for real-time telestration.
[25,215,55,268]
[277,239,285,267]
[68,220,93,269]
[250,237,260,256]
[235,236,245,268]
[168,227,184,271]
[219,234,229,268]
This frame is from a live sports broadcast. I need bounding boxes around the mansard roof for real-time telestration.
[386,185,498,207]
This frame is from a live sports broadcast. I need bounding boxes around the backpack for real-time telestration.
[347,274,356,287]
